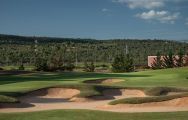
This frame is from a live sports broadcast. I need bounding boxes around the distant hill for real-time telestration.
[0,34,188,66]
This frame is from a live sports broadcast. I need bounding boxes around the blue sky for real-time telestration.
[0,0,188,40]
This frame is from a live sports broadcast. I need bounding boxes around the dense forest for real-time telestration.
[0,34,188,67]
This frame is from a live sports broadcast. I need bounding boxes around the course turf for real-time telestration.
[0,110,188,120]
[0,67,188,120]
[0,67,188,95]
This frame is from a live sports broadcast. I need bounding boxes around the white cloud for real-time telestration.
[112,0,186,9]
[136,10,180,24]
[113,0,165,9]
[102,8,109,12]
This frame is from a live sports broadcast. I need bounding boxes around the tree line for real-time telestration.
[151,49,188,69]
[0,34,188,71]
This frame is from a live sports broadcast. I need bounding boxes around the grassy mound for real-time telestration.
[109,92,188,105]
[4,84,123,99]
[0,95,18,103]
[1,110,188,120]
[0,83,145,103]
[145,87,188,96]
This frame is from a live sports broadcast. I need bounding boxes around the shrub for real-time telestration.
[162,50,175,68]
[145,87,187,96]
[109,93,188,105]
[111,54,134,73]
[64,63,75,71]
[35,58,48,71]
[111,54,126,73]
[84,61,95,72]
[18,64,25,70]
[151,52,163,69]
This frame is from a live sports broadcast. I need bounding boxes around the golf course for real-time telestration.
[0,67,188,120]
[1,0,188,119]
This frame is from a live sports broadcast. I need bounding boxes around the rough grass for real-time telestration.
[109,92,188,105]
[1,110,188,120]
[0,95,18,103]
[145,87,188,96]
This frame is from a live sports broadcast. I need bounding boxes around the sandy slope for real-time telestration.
[1,88,188,113]
[83,78,124,84]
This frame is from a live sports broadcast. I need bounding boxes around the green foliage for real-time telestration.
[111,54,134,73]
[111,54,126,73]
[185,53,188,66]
[35,57,48,71]
[163,50,175,68]
[125,54,134,72]
[48,47,64,70]
[175,49,184,67]
[0,95,18,103]
[84,61,95,72]
[18,64,25,70]
[64,62,75,71]
[145,87,188,96]
[109,92,188,105]
[152,49,187,69]
[0,67,4,70]
[0,34,188,67]
[151,52,163,69]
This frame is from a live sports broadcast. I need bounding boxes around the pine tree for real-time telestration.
[175,49,184,67]
[151,52,163,69]
[162,50,175,68]
[35,57,48,71]
[111,54,126,73]
[125,54,134,72]
[184,53,188,66]
[84,61,95,72]
[111,53,134,73]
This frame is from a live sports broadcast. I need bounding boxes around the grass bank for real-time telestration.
[0,110,188,120]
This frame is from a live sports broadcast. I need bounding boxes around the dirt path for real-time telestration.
[1,88,188,113]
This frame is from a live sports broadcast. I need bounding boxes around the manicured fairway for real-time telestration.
[0,110,188,120]
[0,67,188,120]
[0,67,187,96]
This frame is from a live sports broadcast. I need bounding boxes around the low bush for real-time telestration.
[145,87,188,96]
[18,64,25,70]
[84,61,95,72]
[109,92,188,105]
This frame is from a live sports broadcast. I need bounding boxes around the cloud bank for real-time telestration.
[113,0,184,24]
[113,0,185,9]
[136,10,180,24]
[113,0,165,9]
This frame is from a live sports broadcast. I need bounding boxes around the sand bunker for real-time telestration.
[84,78,124,84]
[24,88,80,98]
[19,88,80,103]
[71,89,146,101]
[1,88,188,113]
[102,89,146,99]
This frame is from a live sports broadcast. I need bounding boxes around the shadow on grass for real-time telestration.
[20,97,70,103]
[0,71,152,85]
[0,102,34,108]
